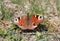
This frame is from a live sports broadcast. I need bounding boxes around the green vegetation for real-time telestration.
[0,2,11,20]
[0,0,60,41]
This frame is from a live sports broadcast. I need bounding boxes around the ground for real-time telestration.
[0,0,60,41]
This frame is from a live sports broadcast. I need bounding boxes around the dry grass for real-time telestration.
[0,0,60,41]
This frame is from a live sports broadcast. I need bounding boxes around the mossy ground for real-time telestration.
[0,0,60,41]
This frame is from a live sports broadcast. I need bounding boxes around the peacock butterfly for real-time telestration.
[14,13,43,30]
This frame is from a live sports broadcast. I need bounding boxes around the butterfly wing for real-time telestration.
[14,16,28,30]
[28,15,38,30]
[28,14,43,30]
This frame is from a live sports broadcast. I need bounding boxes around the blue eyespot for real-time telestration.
[18,17,20,20]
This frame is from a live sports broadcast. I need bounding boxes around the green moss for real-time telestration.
[0,29,4,35]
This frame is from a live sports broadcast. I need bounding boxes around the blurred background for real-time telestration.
[0,0,60,41]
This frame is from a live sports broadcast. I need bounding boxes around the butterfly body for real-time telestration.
[14,13,43,30]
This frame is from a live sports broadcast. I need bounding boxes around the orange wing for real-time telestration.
[18,16,25,25]
[28,15,39,30]
[31,15,39,24]
[18,16,31,30]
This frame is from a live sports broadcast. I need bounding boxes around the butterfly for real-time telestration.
[14,13,43,30]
